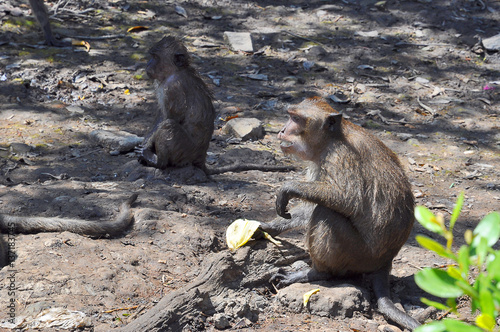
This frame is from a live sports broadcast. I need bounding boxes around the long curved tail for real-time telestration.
[0,194,138,238]
[371,267,421,331]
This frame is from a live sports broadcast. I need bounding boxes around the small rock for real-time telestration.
[396,133,414,141]
[407,138,420,146]
[66,105,85,114]
[303,61,315,71]
[9,142,32,154]
[305,46,327,60]
[483,33,500,51]
[224,32,254,52]
[355,31,379,38]
[415,77,430,84]
[90,130,143,153]
[378,324,403,332]
[222,118,264,141]
[240,73,268,81]
[233,317,252,328]
[213,313,231,329]
[276,281,370,318]
[174,5,188,18]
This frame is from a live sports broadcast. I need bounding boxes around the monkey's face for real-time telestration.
[146,55,163,81]
[146,36,190,82]
[278,110,316,161]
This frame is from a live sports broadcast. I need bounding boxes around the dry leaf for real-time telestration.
[72,40,91,52]
[127,26,149,33]
[303,288,320,306]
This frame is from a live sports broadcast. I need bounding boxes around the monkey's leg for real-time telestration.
[138,119,201,169]
[28,0,65,46]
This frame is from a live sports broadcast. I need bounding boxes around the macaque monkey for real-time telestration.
[137,36,294,175]
[0,194,138,268]
[261,97,420,331]
[28,0,64,46]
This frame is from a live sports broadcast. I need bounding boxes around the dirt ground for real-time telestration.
[0,0,499,331]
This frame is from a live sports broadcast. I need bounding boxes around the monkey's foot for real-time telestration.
[136,147,159,168]
[271,268,331,289]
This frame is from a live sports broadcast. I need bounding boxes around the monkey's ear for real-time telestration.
[324,113,343,132]
[174,53,189,67]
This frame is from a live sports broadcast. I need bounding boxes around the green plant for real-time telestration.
[414,192,500,332]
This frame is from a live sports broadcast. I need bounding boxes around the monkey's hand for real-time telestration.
[276,183,295,219]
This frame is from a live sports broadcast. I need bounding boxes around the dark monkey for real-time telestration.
[261,97,420,330]
[0,194,138,268]
[28,0,64,46]
[137,36,294,175]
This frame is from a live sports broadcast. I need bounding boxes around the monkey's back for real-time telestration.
[160,69,215,166]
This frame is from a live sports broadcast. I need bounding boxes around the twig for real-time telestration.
[396,42,453,47]
[66,34,126,40]
[408,262,423,270]
[104,306,139,314]
[283,31,332,51]
[417,97,436,116]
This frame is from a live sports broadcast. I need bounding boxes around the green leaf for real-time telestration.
[420,297,450,311]
[415,268,464,298]
[442,319,484,332]
[455,279,477,299]
[449,192,464,233]
[457,245,470,278]
[414,321,446,332]
[472,212,500,248]
[416,235,456,260]
[446,298,457,312]
[475,237,489,266]
[476,313,496,331]
[479,278,495,317]
[415,206,444,235]
[487,251,500,280]
[446,266,463,280]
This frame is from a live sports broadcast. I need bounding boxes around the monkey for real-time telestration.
[136,36,294,176]
[260,97,421,331]
[0,193,138,268]
[28,0,65,46]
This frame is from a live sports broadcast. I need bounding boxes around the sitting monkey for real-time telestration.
[261,97,421,331]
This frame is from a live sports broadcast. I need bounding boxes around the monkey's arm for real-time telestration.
[276,181,356,219]
[260,203,315,236]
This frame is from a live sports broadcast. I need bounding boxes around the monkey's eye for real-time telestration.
[291,115,301,123]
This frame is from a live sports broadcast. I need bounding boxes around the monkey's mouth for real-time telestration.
[280,141,293,148]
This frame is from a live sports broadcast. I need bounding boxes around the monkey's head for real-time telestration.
[278,97,343,162]
[146,36,190,82]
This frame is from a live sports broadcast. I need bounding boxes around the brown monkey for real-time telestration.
[137,36,294,175]
[28,0,65,46]
[261,97,420,331]
[0,193,138,268]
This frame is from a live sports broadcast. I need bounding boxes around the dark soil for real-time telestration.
[0,0,499,331]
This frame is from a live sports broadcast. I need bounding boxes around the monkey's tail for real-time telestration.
[0,194,138,238]
[206,163,295,175]
[371,267,421,331]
